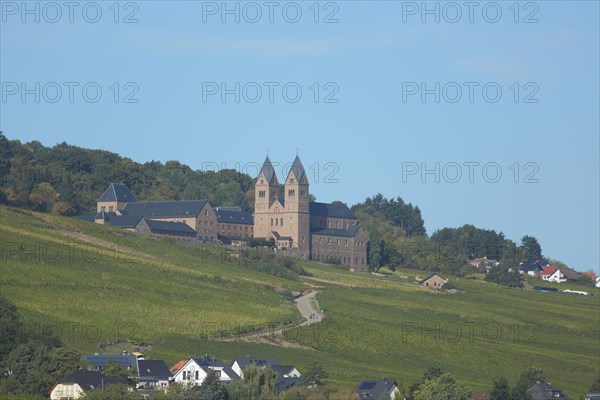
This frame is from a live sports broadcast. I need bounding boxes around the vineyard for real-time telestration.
[1,206,598,398]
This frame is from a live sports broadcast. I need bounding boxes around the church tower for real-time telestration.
[285,155,310,255]
[254,156,280,238]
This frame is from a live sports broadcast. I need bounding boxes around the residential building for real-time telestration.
[137,360,173,389]
[50,370,128,399]
[355,378,400,400]
[172,357,239,387]
[540,265,566,283]
[420,273,447,290]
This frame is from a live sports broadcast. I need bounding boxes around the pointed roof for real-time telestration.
[259,157,277,184]
[287,155,306,182]
[97,183,136,203]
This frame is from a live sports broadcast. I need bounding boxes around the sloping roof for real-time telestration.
[191,357,240,380]
[108,214,144,228]
[276,377,304,391]
[137,360,172,380]
[541,265,559,276]
[520,259,548,272]
[122,200,208,218]
[82,354,138,370]
[287,155,306,182]
[355,379,397,400]
[97,183,137,203]
[309,202,357,219]
[170,360,187,375]
[259,156,277,184]
[420,273,446,283]
[269,231,293,241]
[528,383,572,399]
[560,267,581,280]
[271,365,297,376]
[232,357,280,370]
[214,207,254,225]
[143,219,196,234]
[56,370,127,391]
[310,225,361,238]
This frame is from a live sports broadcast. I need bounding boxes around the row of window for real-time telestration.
[271,218,284,227]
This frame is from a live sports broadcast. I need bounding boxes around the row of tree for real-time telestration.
[0,133,255,215]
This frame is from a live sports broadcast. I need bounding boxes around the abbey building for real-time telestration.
[79,155,367,270]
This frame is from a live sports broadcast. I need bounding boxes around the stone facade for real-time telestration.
[253,155,368,270]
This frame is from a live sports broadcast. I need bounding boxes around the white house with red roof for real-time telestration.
[541,265,566,283]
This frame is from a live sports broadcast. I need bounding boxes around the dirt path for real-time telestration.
[217,290,324,349]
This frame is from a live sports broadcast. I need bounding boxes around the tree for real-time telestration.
[489,377,510,400]
[226,365,277,400]
[51,201,74,215]
[2,342,80,397]
[511,367,547,400]
[589,376,600,393]
[304,362,329,387]
[195,370,229,400]
[521,236,542,260]
[413,373,471,400]
[102,359,135,384]
[0,297,23,364]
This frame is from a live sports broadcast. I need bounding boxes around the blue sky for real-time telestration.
[1,1,599,272]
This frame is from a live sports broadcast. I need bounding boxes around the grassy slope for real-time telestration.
[1,206,598,398]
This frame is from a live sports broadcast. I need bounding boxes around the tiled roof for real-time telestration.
[214,207,254,225]
[122,200,208,218]
[170,360,187,375]
[310,225,361,238]
[309,202,357,219]
[97,183,137,203]
[541,265,559,276]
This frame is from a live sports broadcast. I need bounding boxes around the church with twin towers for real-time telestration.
[254,155,367,270]
[84,154,367,270]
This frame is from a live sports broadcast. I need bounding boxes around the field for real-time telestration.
[1,206,598,398]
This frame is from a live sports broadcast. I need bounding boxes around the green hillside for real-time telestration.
[1,206,598,398]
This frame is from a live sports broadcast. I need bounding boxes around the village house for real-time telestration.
[230,358,301,379]
[468,257,499,271]
[559,266,582,282]
[136,359,173,389]
[230,356,302,392]
[355,378,400,400]
[172,356,240,387]
[540,265,566,283]
[420,273,447,290]
[50,370,128,400]
[584,393,600,400]
[519,259,548,276]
